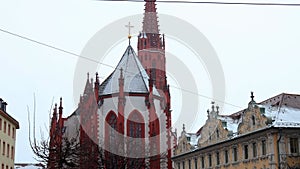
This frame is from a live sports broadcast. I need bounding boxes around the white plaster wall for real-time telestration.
[98,95,168,157]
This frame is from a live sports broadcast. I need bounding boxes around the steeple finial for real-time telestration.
[53,103,58,119]
[182,123,185,132]
[125,22,134,44]
[211,101,215,111]
[59,97,63,115]
[95,72,99,83]
[251,91,254,101]
[59,97,62,108]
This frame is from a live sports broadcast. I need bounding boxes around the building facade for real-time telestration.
[0,98,19,169]
[173,93,300,169]
[49,0,174,168]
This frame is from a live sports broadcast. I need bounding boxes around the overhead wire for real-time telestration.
[0,28,243,108]
[96,0,300,7]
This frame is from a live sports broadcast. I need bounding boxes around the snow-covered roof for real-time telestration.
[15,164,44,169]
[258,93,300,128]
[185,133,200,146]
[260,105,300,128]
[99,45,160,96]
[218,115,242,133]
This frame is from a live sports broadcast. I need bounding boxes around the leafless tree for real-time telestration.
[28,95,80,168]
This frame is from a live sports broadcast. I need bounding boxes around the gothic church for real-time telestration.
[49,0,173,168]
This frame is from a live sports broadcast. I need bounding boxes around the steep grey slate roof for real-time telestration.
[99,45,160,96]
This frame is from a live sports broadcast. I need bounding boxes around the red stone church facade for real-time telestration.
[49,0,173,168]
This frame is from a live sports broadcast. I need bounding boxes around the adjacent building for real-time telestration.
[173,93,300,169]
[0,98,19,169]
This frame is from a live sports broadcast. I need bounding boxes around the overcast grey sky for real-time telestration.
[1,0,300,163]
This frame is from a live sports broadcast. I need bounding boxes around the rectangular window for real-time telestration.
[208,154,212,167]
[6,144,9,158]
[290,138,299,154]
[216,152,220,165]
[2,141,5,155]
[2,142,5,155]
[11,146,13,159]
[0,118,2,130]
[8,124,10,136]
[1,164,3,169]
[177,162,180,169]
[253,142,257,157]
[3,121,6,133]
[188,159,191,169]
[233,147,238,162]
[244,145,249,159]
[182,161,185,169]
[262,140,267,155]
[194,158,197,169]
[225,150,229,163]
[12,128,15,139]
[201,156,205,168]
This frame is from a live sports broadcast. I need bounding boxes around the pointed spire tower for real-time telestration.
[138,1,172,168]
[138,0,166,90]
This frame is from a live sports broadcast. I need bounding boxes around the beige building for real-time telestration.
[0,98,19,169]
[173,93,300,169]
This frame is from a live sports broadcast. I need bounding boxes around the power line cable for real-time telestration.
[95,0,300,6]
[0,28,115,70]
[0,27,242,108]
[170,85,241,108]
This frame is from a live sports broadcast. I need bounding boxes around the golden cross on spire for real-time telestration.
[125,22,134,43]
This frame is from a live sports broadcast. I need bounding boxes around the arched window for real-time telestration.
[128,112,144,138]
[127,111,145,168]
[105,111,117,144]
[105,111,118,169]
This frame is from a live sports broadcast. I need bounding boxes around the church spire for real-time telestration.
[143,0,159,34]
[138,0,166,90]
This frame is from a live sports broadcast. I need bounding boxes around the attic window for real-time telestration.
[222,121,227,128]
[252,115,256,125]
[187,137,191,142]
[260,107,265,114]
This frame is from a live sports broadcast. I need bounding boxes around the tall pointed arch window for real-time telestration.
[127,111,145,168]
[128,112,144,138]
[105,111,118,169]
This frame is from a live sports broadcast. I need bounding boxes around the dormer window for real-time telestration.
[187,137,191,142]
[222,121,227,128]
